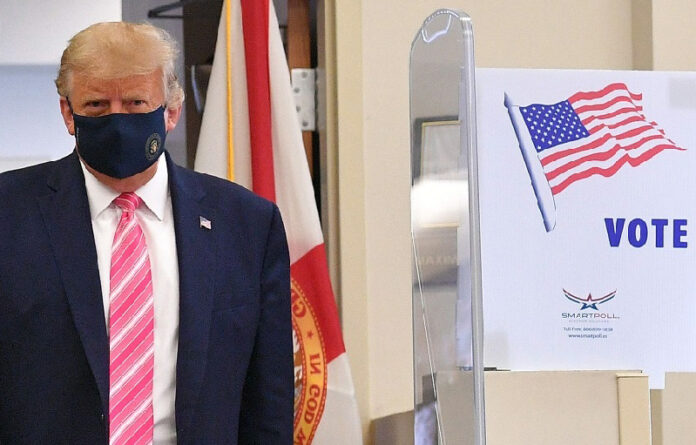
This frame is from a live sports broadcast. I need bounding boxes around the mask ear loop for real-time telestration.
[66,97,82,157]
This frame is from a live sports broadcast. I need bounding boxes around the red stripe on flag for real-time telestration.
[550,144,683,195]
[241,0,276,201]
[611,124,657,140]
[540,133,611,167]
[572,95,637,114]
[291,244,345,362]
[587,115,646,133]
[542,123,666,169]
[544,134,676,181]
[580,105,643,126]
[568,82,642,103]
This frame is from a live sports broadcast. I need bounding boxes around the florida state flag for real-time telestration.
[194,1,362,443]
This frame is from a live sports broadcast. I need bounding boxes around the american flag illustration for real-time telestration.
[517,83,684,195]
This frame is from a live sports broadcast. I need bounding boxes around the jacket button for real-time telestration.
[100,413,105,423]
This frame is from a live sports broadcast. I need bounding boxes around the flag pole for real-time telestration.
[504,93,557,232]
[225,0,236,182]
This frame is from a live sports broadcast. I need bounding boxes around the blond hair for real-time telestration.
[55,22,184,107]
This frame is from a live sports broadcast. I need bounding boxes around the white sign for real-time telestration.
[477,68,696,387]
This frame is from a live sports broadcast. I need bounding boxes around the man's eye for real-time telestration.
[131,100,146,106]
[86,101,103,108]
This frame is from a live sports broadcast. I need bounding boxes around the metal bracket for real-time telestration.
[291,68,316,132]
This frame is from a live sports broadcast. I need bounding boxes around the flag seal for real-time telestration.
[292,277,327,444]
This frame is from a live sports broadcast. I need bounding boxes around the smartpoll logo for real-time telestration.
[561,289,620,320]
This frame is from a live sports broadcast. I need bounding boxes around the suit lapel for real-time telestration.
[37,152,109,415]
[36,152,218,431]
[167,154,216,436]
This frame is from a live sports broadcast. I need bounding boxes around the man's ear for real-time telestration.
[165,105,182,132]
[59,97,75,135]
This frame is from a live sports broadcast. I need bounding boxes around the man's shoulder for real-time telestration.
[0,156,67,198]
[170,162,276,215]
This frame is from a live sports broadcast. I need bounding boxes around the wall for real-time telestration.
[327,0,696,442]
[0,1,121,170]
[0,1,121,65]
[651,0,696,70]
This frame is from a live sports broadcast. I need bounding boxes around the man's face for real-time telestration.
[58,69,182,192]
[59,69,181,135]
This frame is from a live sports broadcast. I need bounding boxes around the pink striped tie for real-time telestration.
[109,192,154,445]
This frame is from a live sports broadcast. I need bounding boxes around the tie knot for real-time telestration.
[114,192,142,213]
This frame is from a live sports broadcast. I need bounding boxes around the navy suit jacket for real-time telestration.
[0,152,293,444]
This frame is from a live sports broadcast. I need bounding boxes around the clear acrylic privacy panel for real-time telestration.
[410,10,484,445]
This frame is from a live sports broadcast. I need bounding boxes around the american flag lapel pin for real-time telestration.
[199,216,212,230]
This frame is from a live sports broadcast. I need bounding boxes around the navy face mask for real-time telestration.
[72,106,167,179]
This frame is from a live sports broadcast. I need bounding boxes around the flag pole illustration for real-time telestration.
[505,93,557,232]
[194,1,362,443]
[505,83,684,232]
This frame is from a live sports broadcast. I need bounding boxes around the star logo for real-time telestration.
[563,289,616,310]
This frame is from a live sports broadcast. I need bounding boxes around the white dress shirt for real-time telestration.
[80,156,179,444]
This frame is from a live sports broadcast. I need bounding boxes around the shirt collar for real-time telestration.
[80,155,169,221]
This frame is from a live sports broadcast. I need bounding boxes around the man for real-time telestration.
[0,22,293,444]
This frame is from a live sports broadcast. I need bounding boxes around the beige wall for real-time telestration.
[652,0,696,70]
[325,0,696,442]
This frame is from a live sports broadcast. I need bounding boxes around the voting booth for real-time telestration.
[410,9,696,445]
[410,10,485,444]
